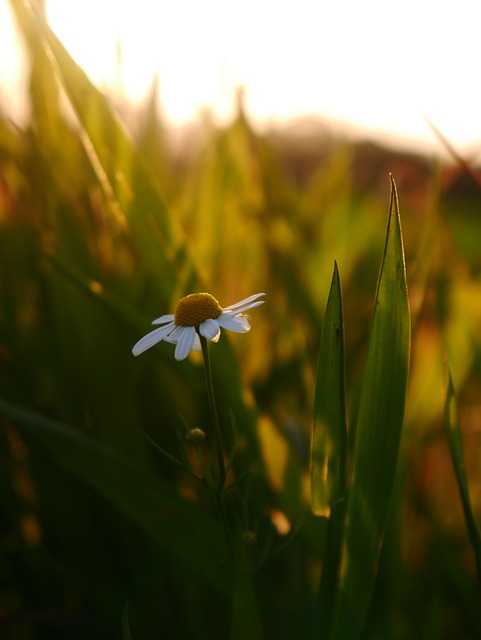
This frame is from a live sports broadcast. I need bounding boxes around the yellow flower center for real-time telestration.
[174,293,222,327]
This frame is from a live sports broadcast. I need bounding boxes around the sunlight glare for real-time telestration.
[1,0,481,154]
[0,0,28,120]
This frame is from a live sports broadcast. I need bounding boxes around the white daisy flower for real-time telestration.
[132,292,265,361]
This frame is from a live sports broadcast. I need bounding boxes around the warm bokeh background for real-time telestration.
[1,1,481,638]
[2,0,481,154]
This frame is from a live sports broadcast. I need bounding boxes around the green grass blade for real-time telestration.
[444,365,481,586]
[311,260,347,515]
[316,500,347,637]
[0,398,228,594]
[310,261,347,636]
[332,176,411,638]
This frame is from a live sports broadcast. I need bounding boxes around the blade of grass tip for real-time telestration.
[332,176,411,639]
[444,363,481,587]
[423,116,481,190]
[310,261,347,636]
[122,602,133,640]
[311,260,347,515]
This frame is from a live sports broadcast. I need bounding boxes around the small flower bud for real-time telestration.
[186,428,206,444]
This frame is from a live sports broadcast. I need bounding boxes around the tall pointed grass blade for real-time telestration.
[311,261,347,635]
[311,260,347,515]
[443,365,481,586]
[332,176,411,638]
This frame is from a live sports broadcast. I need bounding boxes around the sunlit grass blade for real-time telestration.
[332,176,411,638]
[311,260,347,515]
[0,398,228,594]
[9,0,195,297]
[443,364,481,586]
[310,261,347,636]
[7,0,71,156]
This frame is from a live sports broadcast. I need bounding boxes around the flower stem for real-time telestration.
[199,335,233,559]
[199,335,227,489]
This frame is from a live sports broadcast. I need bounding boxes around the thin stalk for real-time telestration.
[199,334,227,489]
[199,334,233,559]
[141,431,203,483]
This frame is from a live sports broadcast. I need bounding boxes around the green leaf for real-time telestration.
[443,364,481,586]
[311,260,347,515]
[332,176,411,638]
[0,398,229,595]
[310,261,347,637]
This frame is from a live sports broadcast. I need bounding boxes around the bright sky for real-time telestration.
[1,0,481,155]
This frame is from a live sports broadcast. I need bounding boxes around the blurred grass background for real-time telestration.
[1,1,481,638]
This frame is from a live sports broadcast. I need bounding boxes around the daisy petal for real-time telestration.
[164,325,182,344]
[152,314,175,325]
[192,333,202,351]
[199,318,221,341]
[222,293,265,313]
[222,300,265,316]
[217,314,251,333]
[132,322,175,356]
[174,326,196,360]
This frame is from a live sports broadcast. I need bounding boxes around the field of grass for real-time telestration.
[1,2,481,638]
